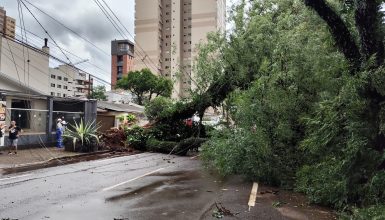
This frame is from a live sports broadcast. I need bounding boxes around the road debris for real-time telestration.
[260,190,279,195]
[248,182,259,211]
[212,202,235,218]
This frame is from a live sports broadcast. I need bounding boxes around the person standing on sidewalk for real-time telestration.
[56,118,63,148]
[8,121,21,155]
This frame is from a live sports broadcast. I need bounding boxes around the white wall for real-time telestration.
[0,37,50,95]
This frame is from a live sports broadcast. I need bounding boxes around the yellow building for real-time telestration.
[0,7,16,39]
[4,16,15,39]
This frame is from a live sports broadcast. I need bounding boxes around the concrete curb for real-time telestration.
[0,150,127,175]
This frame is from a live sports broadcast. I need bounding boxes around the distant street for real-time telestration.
[0,153,334,220]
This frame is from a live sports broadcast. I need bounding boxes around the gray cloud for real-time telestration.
[2,0,135,88]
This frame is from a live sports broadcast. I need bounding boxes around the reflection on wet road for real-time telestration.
[0,153,219,220]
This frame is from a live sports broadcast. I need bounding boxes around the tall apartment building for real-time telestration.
[4,16,15,39]
[0,8,5,34]
[134,0,226,99]
[0,7,15,39]
[111,39,135,88]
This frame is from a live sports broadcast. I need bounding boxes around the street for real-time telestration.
[0,153,335,220]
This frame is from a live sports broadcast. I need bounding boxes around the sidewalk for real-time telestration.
[0,147,81,168]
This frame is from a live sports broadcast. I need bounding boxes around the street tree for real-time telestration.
[89,85,107,101]
[153,0,385,214]
[116,68,173,105]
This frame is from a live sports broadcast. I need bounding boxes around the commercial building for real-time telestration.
[111,39,134,87]
[0,7,16,39]
[134,0,226,98]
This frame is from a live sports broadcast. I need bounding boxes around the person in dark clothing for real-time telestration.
[8,121,21,155]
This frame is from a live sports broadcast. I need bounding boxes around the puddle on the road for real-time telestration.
[105,170,202,203]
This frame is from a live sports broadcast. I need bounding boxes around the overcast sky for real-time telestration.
[1,0,235,89]
[1,0,135,89]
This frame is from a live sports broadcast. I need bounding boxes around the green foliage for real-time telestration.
[340,205,385,220]
[296,72,385,208]
[146,138,177,154]
[63,119,100,152]
[126,125,150,150]
[199,0,385,214]
[118,114,136,123]
[126,114,136,123]
[145,97,175,122]
[201,0,345,188]
[89,85,107,101]
[116,68,173,105]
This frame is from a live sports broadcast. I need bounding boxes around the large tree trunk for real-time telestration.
[304,0,385,171]
[159,66,254,123]
[304,0,361,70]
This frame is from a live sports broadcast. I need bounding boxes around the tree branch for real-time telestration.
[355,0,384,65]
[304,0,362,70]
[159,67,253,122]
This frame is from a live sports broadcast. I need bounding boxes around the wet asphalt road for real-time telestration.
[0,153,221,220]
[0,153,335,220]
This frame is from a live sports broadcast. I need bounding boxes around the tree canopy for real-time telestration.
[88,85,107,101]
[116,68,173,105]
[148,0,385,215]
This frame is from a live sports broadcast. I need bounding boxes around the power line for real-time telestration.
[14,28,111,80]
[22,0,110,57]
[2,37,110,96]
[98,0,162,74]
[19,0,72,64]
[93,0,162,76]
[93,0,126,39]
[7,27,111,86]
[97,0,194,97]
[94,0,185,97]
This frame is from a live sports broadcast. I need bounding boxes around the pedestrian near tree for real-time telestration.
[56,118,63,148]
[8,121,21,155]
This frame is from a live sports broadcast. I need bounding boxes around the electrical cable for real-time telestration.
[22,0,110,57]
[19,0,72,64]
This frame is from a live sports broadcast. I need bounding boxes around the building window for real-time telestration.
[118,43,129,52]
[64,77,68,81]
[57,85,62,89]
[51,74,56,79]
[63,94,66,97]
[117,55,123,63]
[58,76,62,80]
[51,92,54,96]
[51,83,55,87]
[64,86,68,90]
[57,93,61,97]
[117,66,123,74]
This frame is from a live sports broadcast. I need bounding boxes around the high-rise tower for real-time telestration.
[111,39,135,87]
[134,0,226,99]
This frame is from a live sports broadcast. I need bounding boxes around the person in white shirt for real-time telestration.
[56,118,63,148]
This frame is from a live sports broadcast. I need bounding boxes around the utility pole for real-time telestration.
[88,74,92,97]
